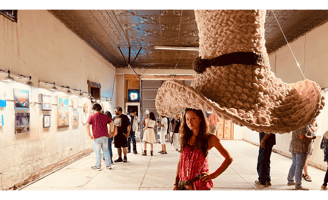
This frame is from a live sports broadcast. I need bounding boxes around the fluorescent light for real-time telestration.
[154,46,199,51]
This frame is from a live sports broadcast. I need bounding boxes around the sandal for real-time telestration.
[303,174,312,182]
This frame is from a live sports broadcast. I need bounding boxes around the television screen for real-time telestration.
[128,89,140,102]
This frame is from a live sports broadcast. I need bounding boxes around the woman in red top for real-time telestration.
[174,108,233,190]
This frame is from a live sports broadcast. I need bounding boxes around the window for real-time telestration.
[0,10,17,22]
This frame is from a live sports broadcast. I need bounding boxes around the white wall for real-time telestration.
[0,10,117,190]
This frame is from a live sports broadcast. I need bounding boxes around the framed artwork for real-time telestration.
[43,115,51,128]
[81,98,90,124]
[57,96,69,128]
[14,89,29,110]
[41,94,52,111]
[0,114,3,126]
[0,92,6,107]
[72,98,79,126]
[15,112,30,133]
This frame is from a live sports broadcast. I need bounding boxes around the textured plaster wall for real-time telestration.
[240,21,328,171]
[0,10,116,190]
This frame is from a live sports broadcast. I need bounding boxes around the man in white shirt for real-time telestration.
[158,114,168,154]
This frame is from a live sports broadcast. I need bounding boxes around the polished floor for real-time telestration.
[20,140,326,191]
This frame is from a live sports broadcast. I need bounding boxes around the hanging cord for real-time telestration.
[271,10,306,80]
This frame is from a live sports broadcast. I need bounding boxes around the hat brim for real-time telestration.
[155,79,324,134]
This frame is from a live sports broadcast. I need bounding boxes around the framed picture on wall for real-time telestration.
[81,98,90,124]
[57,96,69,128]
[41,94,52,111]
[43,115,51,128]
[15,112,30,134]
[14,89,29,110]
[72,98,79,126]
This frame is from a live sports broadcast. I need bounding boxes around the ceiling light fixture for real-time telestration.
[50,82,57,91]
[66,86,71,94]
[154,46,199,51]
[79,90,83,96]
[25,76,34,86]
[2,70,15,82]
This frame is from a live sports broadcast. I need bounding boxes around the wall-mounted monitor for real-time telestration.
[128,89,140,102]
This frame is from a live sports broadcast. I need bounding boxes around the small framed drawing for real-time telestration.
[43,115,51,128]
[15,112,30,134]
[41,94,52,111]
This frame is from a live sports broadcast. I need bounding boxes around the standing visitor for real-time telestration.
[320,131,328,190]
[127,109,139,154]
[142,112,156,156]
[158,114,168,154]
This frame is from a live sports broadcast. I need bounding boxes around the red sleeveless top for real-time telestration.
[179,145,213,190]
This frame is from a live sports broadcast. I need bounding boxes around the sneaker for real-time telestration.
[265,181,272,186]
[321,185,327,190]
[165,152,167,154]
[303,174,312,182]
[295,186,309,190]
[158,151,163,153]
[114,157,123,162]
[123,156,127,162]
[287,182,296,186]
[255,180,266,187]
[133,150,138,154]
[91,166,101,171]
[106,165,112,169]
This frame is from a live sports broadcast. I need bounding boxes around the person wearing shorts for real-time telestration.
[113,106,130,163]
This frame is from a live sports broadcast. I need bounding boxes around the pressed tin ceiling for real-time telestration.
[49,10,328,69]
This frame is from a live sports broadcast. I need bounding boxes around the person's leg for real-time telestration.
[257,146,265,185]
[131,131,137,153]
[123,147,128,156]
[323,162,328,187]
[164,144,167,153]
[144,141,147,150]
[101,137,111,167]
[150,143,153,156]
[117,147,122,158]
[264,145,273,183]
[108,137,113,163]
[127,135,131,153]
[295,153,307,189]
[287,153,297,184]
[92,138,101,168]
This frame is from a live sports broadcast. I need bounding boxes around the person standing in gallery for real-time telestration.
[170,113,182,152]
[142,112,156,156]
[86,103,113,170]
[102,111,114,164]
[158,114,168,154]
[127,109,139,154]
[320,130,328,190]
[287,124,316,190]
[113,106,131,163]
[255,132,276,187]
[208,111,219,135]
[302,118,318,182]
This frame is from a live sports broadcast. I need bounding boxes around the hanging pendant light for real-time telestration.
[66,86,71,94]
[2,70,15,82]
[25,76,34,86]
[79,90,83,96]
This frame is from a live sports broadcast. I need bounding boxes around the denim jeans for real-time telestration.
[257,145,274,184]
[287,152,307,188]
[127,131,137,152]
[92,136,111,168]
[102,137,113,163]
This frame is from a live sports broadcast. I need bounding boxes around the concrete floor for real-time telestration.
[20,140,327,191]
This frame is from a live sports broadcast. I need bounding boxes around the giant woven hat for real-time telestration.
[155,10,325,134]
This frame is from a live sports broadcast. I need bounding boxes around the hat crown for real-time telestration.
[195,10,268,60]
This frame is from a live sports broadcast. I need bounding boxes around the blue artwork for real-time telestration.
[14,89,29,110]
[0,99,6,107]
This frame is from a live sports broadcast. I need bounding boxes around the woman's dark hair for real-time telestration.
[180,108,210,157]
[149,112,156,120]
[92,103,102,112]
[104,111,112,120]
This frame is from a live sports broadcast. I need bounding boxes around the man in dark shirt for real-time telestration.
[170,114,181,151]
[86,103,113,170]
[113,106,131,163]
[255,132,276,187]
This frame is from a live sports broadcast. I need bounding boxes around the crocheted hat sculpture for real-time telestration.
[155,10,325,134]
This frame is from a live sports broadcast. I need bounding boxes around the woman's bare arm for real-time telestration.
[200,134,233,182]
